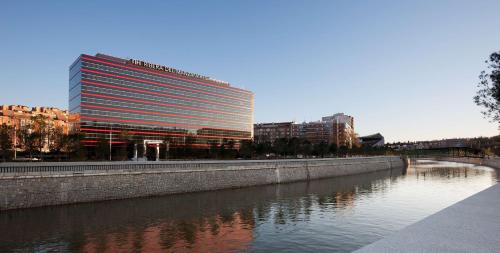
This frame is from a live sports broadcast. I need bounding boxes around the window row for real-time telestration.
[80,122,252,138]
[81,84,250,115]
[83,60,252,100]
[80,96,252,123]
[81,108,252,131]
[81,70,252,107]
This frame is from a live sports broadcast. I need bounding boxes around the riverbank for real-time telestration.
[431,156,500,169]
[355,158,500,252]
[0,156,404,210]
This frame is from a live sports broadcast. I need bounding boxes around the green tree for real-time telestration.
[474,51,500,124]
[255,141,272,157]
[313,141,329,158]
[287,137,300,157]
[218,138,229,158]
[339,145,349,157]
[95,138,110,160]
[239,140,254,158]
[226,139,236,158]
[208,140,219,159]
[274,138,288,157]
[67,132,86,161]
[329,143,338,156]
[184,136,196,158]
[0,124,13,161]
[299,139,312,157]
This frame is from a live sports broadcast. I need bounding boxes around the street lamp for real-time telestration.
[109,124,112,161]
[13,125,17,160]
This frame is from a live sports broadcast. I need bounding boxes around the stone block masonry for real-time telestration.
[431,156,500,170]
[0,156,404,210]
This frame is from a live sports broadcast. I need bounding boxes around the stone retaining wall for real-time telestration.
[0,156,404,210]
[430,157,500,170]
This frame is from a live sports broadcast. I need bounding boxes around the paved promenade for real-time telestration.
[355,182,500,253]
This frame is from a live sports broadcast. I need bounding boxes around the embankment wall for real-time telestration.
[429,157,500,169]
[0,156,404,210]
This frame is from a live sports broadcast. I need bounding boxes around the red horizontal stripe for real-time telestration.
[81,139,233,148]
[81,68,249,103]
[81,144,223,149]
[171,143,240,148]
[80,127,250,140]
[80,115,251,133]
[81,140,126,144]
[82,55,253,95]
[81,92,244,117]
[81,79,250,110]
[80,103,249,125]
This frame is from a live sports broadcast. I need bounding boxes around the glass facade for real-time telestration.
[69,54,254,149]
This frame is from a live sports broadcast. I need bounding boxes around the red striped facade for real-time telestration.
[69,53,254,149]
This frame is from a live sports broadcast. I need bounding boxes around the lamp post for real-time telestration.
[13,124,17,160]
[165,140,169,160]
[336,117,339,148]
[109,125,112,161]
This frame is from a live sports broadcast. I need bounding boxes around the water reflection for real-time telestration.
[0,160,497,253]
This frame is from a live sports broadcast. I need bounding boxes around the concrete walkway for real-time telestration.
[355,183,500,253]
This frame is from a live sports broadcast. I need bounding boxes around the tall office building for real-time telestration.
[69,54,254,152]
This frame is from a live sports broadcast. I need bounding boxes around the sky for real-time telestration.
[1,0,499,142]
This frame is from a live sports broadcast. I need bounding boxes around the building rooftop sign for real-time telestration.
[128,58,230,86]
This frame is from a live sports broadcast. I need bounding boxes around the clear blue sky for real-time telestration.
[1,0,499,142]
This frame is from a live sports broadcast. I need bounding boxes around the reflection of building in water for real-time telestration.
[81,212,253,253]
[333,191,356,208]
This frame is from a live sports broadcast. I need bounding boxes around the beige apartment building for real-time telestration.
[254,113,356,148]
[0,105,78,152]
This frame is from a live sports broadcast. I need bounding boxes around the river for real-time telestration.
[0,159,497,252]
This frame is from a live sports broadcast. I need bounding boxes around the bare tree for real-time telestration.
[49,126,66,161]
[31,115,49,160]
[18,122,36,159]
[474,51,500,125]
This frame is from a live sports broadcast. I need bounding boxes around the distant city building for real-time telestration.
[359,133,385,147]
[321,113,355,148]
[253,122,293,143]
[0,104,78,151]
[292,121,333,145]
[69,53,254,153]
[254,113,355,148]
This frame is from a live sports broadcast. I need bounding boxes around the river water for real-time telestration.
[0,160,497,253]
